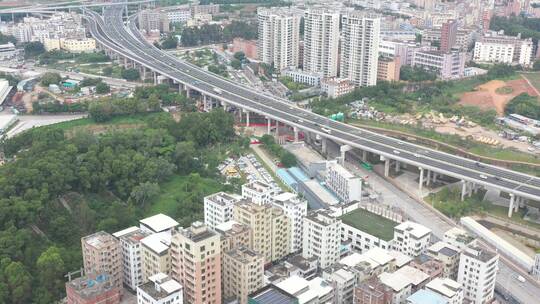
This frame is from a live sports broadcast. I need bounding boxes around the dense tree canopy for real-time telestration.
[0,108,238,303]
[400,65,437,82]
[40,72,62,87]
[505,93,540,119]
[121,68,140,81]
[180,21,257,46]
[0,33,16,44]
[23,41,45,58]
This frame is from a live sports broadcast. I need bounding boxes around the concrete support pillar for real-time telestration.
[432,172,437,184]
[275,121,280,136]
[245,110,250,127]
[340,145,351,165]
[426,170,431,186]
[267,118,271,134]
[515,196,521,212]
[395,160,400,173]
[153,72,158,85]
[384,159,390,177]
[419,167,424,192]
[321,138,327,155]
[508,194,515,217]
[362,150,368,162]
[461,180,467,201]
[294,126,299,142]
[186,87,191,99]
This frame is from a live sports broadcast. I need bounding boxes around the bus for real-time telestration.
[361,161,373,171]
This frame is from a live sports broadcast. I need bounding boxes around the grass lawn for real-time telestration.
[521,72,540,93]
[481,204,540,231]
[340,208,399,241]
[146,174,224,217]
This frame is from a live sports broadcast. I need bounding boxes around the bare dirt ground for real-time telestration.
[433,123,536,153]
[459,79,538,115]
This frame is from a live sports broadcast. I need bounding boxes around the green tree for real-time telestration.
[4,261,32,304]
[24,41,45,58]
[95,82,111,94]
[505,93,540,119]
[36,246,65,300]
[130,182,160,207]
[121,68,140,81]
[40,72,62,86]
[102,66,114,76]
[233,51,246,61]
[174,141,197,173]
[280,151,297,168]
[533,60,540,71]
[400,66,437,82]
[0,33,16,45]
[161,35,178,49]
[231,59,242,69]
[88,100,114,122]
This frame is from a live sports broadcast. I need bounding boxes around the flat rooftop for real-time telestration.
[249,285,297,304]
[139,273,182,300]
[140,213,178,233]
[340,208,399,241]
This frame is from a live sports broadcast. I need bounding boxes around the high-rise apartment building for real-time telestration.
[215,220,252,253]
[257,7,301,71]
[113,227,150,291]
[272,192,308,253]
[457,246,499,304]
[303,8,340,77]
[204,192,239,229]
[241,181,275,205]
[138,9,170,33]
[81,231,123,289]
[141,232,172,283]
[222,246,265,304]
[302,210,341,269]
[170,222,222,304]
[233,200,291,264]
[440,20,458,52]
[340,12,380,87]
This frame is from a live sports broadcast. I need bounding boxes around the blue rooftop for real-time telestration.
[288,167,309,182]
[407,289,448,304]
[277,169,297,189]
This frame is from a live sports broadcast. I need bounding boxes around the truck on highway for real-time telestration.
[213,87,223,94]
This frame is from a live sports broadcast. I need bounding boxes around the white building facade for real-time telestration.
[257,7,301,72]
[392,221,431,257]
[457,246,499,304]
[302,210,341,269]
[203,192,239,229]
[241,181,275,205]
[303,8,340,77]
[137,273,183,304]
[113,227,150,291]
[473,31,533,67]
[340,13,380,87]
[272,192,308,253]
[325,162,362,203]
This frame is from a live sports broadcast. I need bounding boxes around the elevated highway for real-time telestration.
[84,5,540,210]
